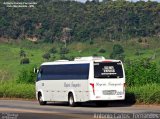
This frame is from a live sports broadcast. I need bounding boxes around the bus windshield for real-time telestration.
[94,62,123,78]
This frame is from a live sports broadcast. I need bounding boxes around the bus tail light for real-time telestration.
[90,83,95,95]
[123,83,126,93]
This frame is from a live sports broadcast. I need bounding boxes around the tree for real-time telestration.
[92,0,99,3]
[0,1,159,42]
[61,27,72,48]
[19,49,26,58]
[102,0,112,3]
[110,44,125,61]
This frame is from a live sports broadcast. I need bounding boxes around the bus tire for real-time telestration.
[38,92,47,105]
[68,93,76,107]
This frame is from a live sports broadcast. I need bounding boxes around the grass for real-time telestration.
[127,84,160,104]
[0,42,46,80]
[0,37,160,103]
[0,80,35,99]
[0,81,160,104]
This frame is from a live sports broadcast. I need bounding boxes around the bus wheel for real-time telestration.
[38,93,47,105]
[68,93,76,107]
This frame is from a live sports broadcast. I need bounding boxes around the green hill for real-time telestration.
[0,0,159,42]
[0,37,160,81]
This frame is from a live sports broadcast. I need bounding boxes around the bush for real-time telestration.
[138,38,142,43]
[112,44,124,54]
[60,54,68,60]
[98,48,106,53]
[90,41,94,45]
[93,54,98,56]
[59,55,74,61]
[17,66,36,84]
[67,56,74,61]
[20,58,30,64]
[51,55,56,61]
[42,52,50,60]
[125,58,160,87]
[134,50,144,56]
[49,47,57,54]
[60,48,69,54]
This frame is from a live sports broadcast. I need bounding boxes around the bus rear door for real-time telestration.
[90,61,125,101]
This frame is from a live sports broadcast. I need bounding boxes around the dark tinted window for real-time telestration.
[94,62,123,78]
[39,63,89,80]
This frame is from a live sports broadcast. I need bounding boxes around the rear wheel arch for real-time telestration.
[38,91,46,105]
[38,91,42,97]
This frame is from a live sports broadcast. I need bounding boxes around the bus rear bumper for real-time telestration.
[89,95,125,101]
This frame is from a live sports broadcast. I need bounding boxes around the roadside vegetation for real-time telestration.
[0,80,35,99]
[125,59,160,104]
[127,84,160,104]
[0,38,160,104]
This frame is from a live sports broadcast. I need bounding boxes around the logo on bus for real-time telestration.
[64,82,81,88]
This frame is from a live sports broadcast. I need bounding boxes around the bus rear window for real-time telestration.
[94,62,123,78]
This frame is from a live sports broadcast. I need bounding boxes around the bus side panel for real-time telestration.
[52,80,89,102]
[38,80,89,102]
[73,80,89,102]
[36,80,52,101]
[36,62,91,102]
[88,61,95,101]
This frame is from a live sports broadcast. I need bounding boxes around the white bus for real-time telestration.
[35,56,125,106]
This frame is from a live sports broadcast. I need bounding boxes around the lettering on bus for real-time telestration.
[64,82,70,87]
[64,82,81,88]
[102,66,117,75]
[108,82,122,86]
[103,66,115,72]
[96,82,106,86]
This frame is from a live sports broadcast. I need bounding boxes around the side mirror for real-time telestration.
[34,67,39,73]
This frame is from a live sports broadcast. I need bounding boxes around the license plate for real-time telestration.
[103,90,116,95]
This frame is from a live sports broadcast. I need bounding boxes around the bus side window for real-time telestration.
[37,69,42,81]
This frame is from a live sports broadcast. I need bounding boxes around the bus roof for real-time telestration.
[41,60,91,66]
[41,56,122,66]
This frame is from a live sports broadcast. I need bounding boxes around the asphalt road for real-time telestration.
[0,100,160,119]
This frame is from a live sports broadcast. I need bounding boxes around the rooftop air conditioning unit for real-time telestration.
[74,56,105,61]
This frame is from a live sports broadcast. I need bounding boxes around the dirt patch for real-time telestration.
[0,37,11,43]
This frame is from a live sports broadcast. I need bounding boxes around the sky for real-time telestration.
[77,0,160,3]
